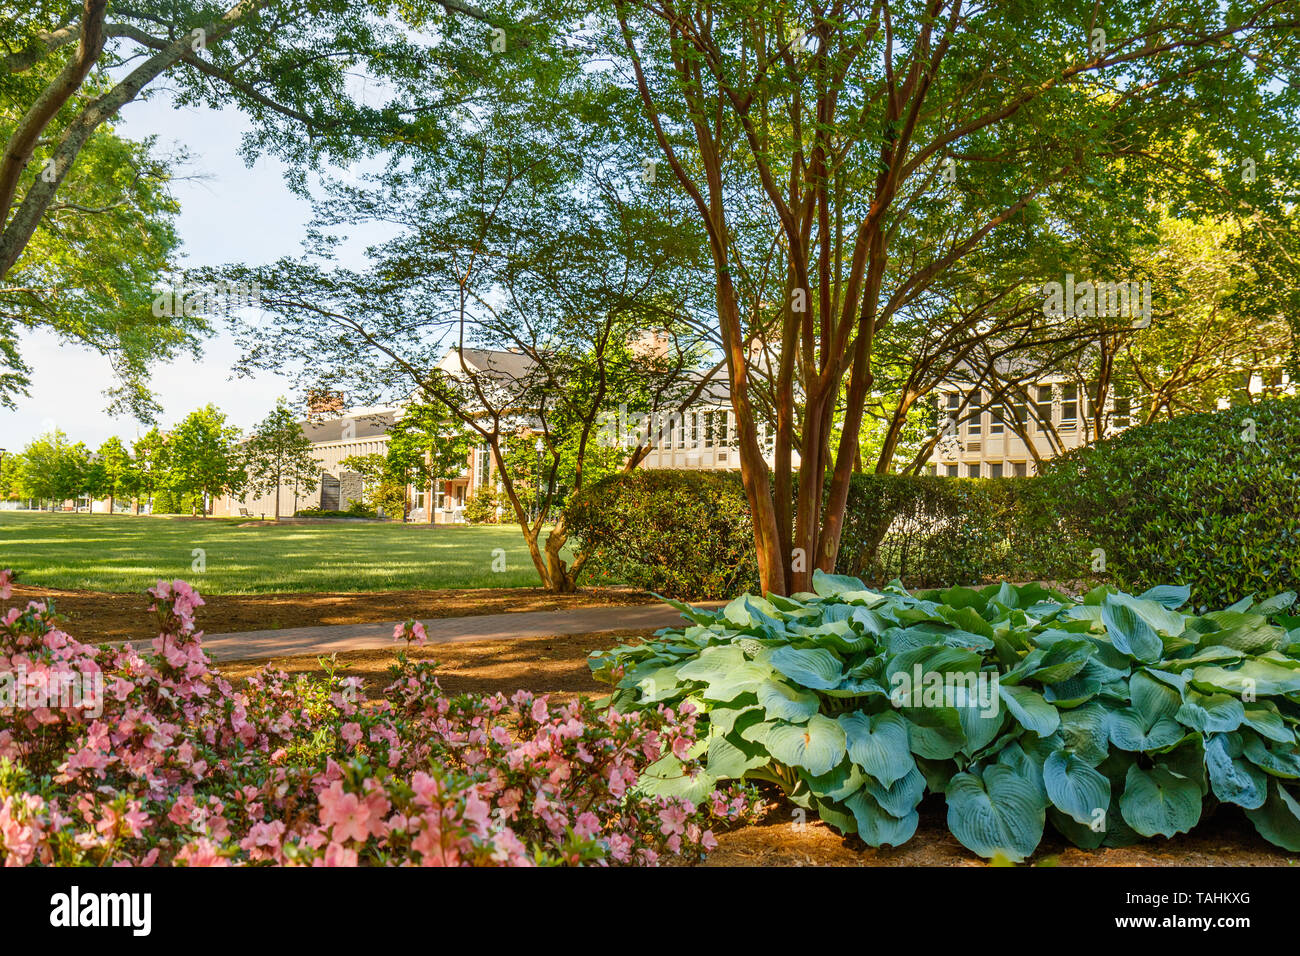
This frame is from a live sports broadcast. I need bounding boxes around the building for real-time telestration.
[213,345,774,521]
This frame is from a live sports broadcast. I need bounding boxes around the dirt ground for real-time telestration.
[212,629,1298,868]
[9,583,657,644]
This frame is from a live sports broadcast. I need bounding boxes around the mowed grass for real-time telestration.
[0,512,574,594]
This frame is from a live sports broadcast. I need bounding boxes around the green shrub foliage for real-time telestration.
[1040,396,1300,607]
[590,570,1300,860]
[565,471,761,598]
[567,470,1085,598]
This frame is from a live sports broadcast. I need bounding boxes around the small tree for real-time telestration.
[168,405,244,515]
[340,452,406,519]
[388,402,474,523]
[243,398,320,518]
[19,430,87,510]
[132,427,170,513]
[86,436,133,513]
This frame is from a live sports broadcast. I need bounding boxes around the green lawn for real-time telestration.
[0,512,573,594]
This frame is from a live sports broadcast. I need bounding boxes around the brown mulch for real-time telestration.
[10,584,656,645]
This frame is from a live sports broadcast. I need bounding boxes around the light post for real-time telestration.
[534,436,545,522]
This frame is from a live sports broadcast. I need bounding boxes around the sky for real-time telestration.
[0,89,321,452]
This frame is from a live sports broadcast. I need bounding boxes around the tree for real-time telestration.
[1,0,508,415]
[131,426,169,512]
[19,429,88,508]
[82,435,133,512]
[339,452,406,519]
[167,405,243,514]
[242,397,319,518]
[603,0,1300,593]
[388,402,474,523]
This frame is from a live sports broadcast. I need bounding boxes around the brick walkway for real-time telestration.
[199,601,720,662]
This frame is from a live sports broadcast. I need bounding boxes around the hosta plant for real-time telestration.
[589,570,1300,861]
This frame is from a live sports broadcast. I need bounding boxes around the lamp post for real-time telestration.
[534,436,545,522]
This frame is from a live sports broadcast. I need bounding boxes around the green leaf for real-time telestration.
[1118,765,1202,838]
[1101,594,1165,662]
[1057,702,1111,765]
[945,766,1046,862]
[901,707,966,760]
[1043,751,1112,825]
[769,645,844,691]
[1192,658,1300,697]
[756,680,821,723]
[1245,781,1300,851]
[1175,689,1245,734]
[1204,733,1267,809]
[863,766,926,818]
[999,684,1060,737]
[765,714,847,776]
[844,788,919,847]
[838,710,915,787]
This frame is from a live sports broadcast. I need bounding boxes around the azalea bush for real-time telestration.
[590,570,1300,861]
[0,570,757,866]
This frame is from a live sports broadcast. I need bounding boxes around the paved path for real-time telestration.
[199,602,721,663]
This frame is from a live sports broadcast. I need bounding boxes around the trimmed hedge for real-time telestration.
[1039,396,1300,608]
[565,470,761,598]
[567,470,1085,599]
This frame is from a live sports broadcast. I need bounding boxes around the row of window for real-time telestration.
[944,386,1132,437]
[938,461,1031,478]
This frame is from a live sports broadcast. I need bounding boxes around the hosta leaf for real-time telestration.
[801,760,866,803]
[1057,702,1111,765]
[769,646,844,690]
[1175,690,1246,734]
[838,710,915,787]
[1204,733,1267,809]
[706,733,770,780]
[945,766,1046,862]
[765,714,847,776]
[863,765,926,818]
[844,788,919,847]
[1119,765,1202,838]
[1106,708,1186,752]
[1130,670,1181,724]
[1138,585,1191,610]
[1048,807,1107,849]
[1101,594,1167,662]
[1240,702,1291,743]
[1043,750,1111,825]
[901,706,966,760]
[1241,731,1300,779]
[1245,781,1300,850]
[999,684,1060,737]
[756,680,821,723]
[1191,658,1300,697]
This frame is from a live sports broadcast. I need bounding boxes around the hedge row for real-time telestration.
[566,396,1300,605]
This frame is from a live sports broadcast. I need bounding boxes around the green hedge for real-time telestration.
[567,470,1086,598]
[1039,396,1300,608]
[565,470,761,598]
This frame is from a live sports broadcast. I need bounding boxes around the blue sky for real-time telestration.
[0,91,322,452]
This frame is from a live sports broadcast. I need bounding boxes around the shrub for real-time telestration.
[565,471,760,598]
[1040,396,1300,607]
[463,488,501,524]
[0,570,758,866]
[566,470,1083,598]
[591,570,1300,861]
[295,503,379,519]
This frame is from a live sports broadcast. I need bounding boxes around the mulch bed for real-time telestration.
[9,584,657,645]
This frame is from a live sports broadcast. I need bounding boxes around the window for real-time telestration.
[946,464,959,477]
[703,411,715,448]
[1036,386,1053,430]
[476,448,491,487]
[944,392,960,435]
[989,462,1003,478]
[676,413,687,449]
[717,411,730,445]
[1013,461,1028,477]
[1061,384,1078,429]
[1113,395,1131,428]
[690,412,699,447]
[1013,396,1029,430]
[965,392,982,437]
[967,463,981,478]
[990,407,1004,435]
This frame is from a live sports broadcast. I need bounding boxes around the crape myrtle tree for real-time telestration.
[599,0,1300,594]
[242,397,319,517]
[222,53,721,592]
[0,0,522,415]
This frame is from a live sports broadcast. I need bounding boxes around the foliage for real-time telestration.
[566,470,760,599]
[166,404,244,512]
[0,570,758,866]
[462,488,502,525]
[1039,396,1300,608]
[15,430,89,505]
[242,398,320,516]
[295,504,377,519]
[591,570,1300,861]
